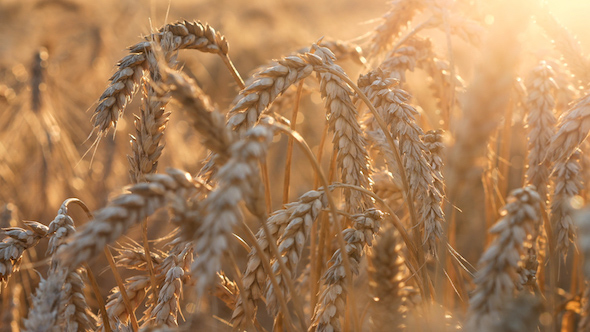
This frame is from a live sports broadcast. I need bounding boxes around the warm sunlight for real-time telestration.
[1,0,590,331]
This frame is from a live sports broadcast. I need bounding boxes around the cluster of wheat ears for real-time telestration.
[3,0,590,331]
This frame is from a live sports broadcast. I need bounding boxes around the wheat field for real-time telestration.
[2,0,590,331]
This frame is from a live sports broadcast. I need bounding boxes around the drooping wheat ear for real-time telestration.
[546,91,590,164]
[358,69,443,254]
[191,124,273,296]
[551,151,582,256]
[128,36,177,183]
[92,20,231,136]
[420,56,464,125]
[225,45,372,210]
[164,70,237,181]
[22,268,67,332]
[25,267,96,332]
[231,189,326,327]
[380,37,433,83]
[114,245,163,271]
[443,12,485,46]
[313,45,372,211]
[104,275,150,326]
[264,191,327,316]
[144,242,192,326]
[215,272,238,310]
[369,0,427,57]
[101,241,169,326]
[0,220,48,288]
[466,186,541,331]
[524,61,557,203]
[226,53,314,135]
[231,201,300,328]
[56,169,199,272]
[40,199,95,331]
[299,39,367,66]
[367,225,406,332]
[310,209,383,332]
[536,10,590,86]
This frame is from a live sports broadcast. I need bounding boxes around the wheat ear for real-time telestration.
[359,69,443,254]
[369,0,427,57]
[264,191,327,316]
[0,221,48,288]
[310,209,382,332]
[143,242,192,326]
[546,91,590,164]
[92,21,233,135]
[466,186,541,331]
[525,61,557,202]
[56,169,199,272]
[191,124,273,295]
[127,38,175,183]
[231,190,326,327]
[551,151,583,256]
[367,225,406,331]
